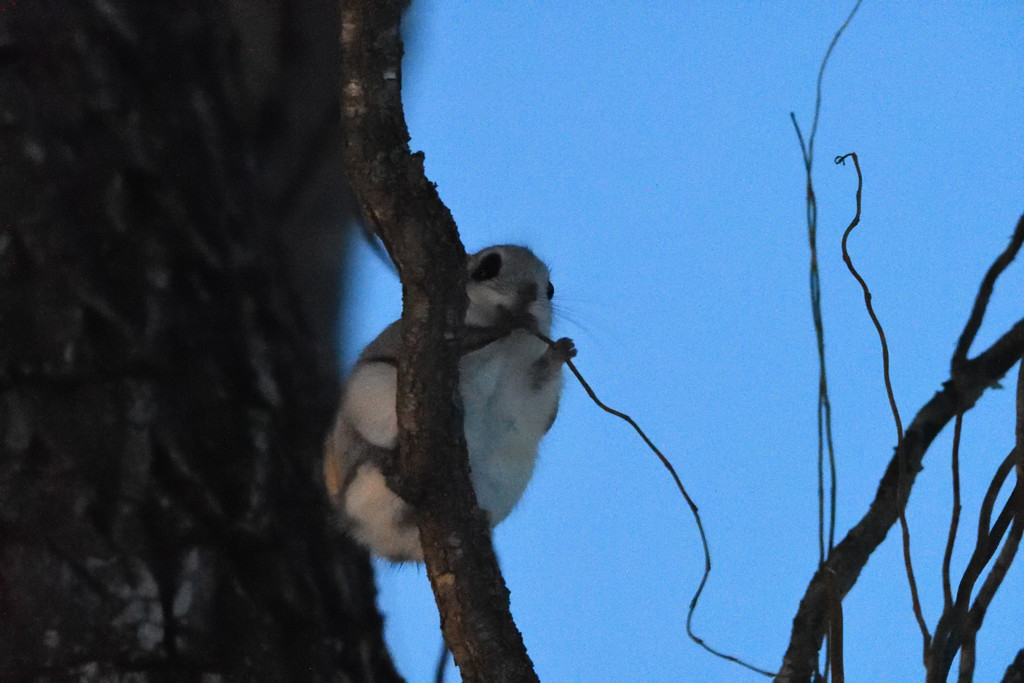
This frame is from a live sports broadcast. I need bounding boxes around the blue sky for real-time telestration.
[342,3,1024,681]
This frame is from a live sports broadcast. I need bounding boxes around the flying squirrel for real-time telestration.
[324,245,575,561]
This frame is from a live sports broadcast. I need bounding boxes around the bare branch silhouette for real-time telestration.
[790,0,863,571]
[926,358,1024,681]
[777,213,1024,682]
[941,414,964,618]
[836,152,931,652]
[789,13,865,675]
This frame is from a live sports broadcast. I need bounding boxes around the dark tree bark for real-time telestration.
[0,2,399,680]
[340,1,537,682]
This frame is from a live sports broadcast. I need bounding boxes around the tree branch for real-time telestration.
[338,1,536,681]
[1003,649,1024,683]
[777,214,1024,682]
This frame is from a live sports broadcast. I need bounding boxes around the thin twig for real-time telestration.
[930,414,966,682]
[930,482,1010,679]
[952,214,1024,373]
[951,451,1018,612]
[790,11,861,676]
[534,332,775,678]
[966,492,1021,640]
[794,0,864,171]
[434,639,449,683]
[942,413,964,613]
[957,359,1024,679]
[930,218,1024,678]
[779,310,1024,678]
[958,481,1024,683]
[919,219,1024,680]
[790,108,837,571]
[1018,346,1024,482]
[977,454,1018,549]
[835,152,931,654]
[790,0,862,582]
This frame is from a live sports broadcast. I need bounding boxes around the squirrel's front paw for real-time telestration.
[548,337,577,363]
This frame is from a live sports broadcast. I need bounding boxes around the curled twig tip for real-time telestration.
[838,153,931,652]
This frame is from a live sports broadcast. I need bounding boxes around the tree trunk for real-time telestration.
[0,2,399,680]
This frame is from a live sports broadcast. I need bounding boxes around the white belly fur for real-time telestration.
[460,330,562,525]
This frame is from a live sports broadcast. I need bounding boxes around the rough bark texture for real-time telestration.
[340,1,538,681]
[0,2,399,680]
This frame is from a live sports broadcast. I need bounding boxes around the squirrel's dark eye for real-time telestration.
[546,282,555,300]
[470,252,502,281]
